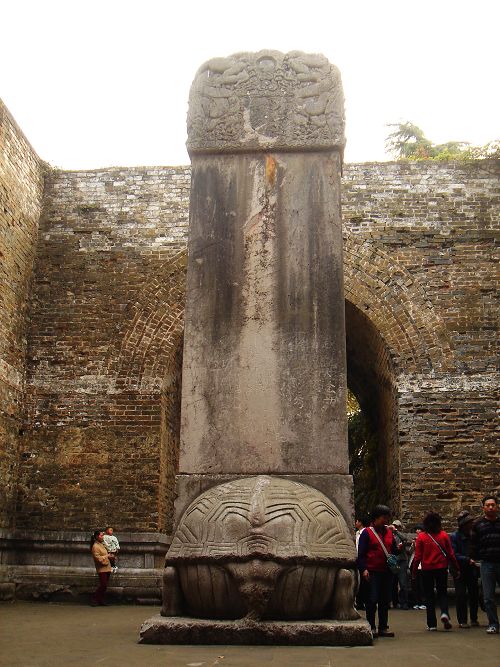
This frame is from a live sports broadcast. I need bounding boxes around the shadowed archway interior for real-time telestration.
[345,299,399,517]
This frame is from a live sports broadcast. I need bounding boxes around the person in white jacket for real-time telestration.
[103,526,120,573]
[355,515,369,610]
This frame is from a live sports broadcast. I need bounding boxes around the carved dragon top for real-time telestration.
[187,50,345,156]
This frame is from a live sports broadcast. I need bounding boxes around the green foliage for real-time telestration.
[385,121,434,160]
[462,139,500,160]
[385,122,500,161]
[347,391,378,518]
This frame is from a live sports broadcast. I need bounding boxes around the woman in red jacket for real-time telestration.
[412,512,460,631]
[357,504,398,637]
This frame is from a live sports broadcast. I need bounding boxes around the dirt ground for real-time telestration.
[0,602,498,667]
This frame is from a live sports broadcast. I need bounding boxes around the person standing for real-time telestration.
[412,512,460,631]
[357,505,398,638]
[390,520,410,609]
[90,530,112,606]
[355,515,369,550]
[355,515,369,610]
[409,524,426,609]
[470,495,500,634]
[450,511,480,628]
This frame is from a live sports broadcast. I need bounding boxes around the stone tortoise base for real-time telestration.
[139,615,373,646]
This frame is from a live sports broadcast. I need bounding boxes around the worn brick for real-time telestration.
[0,100,45,527]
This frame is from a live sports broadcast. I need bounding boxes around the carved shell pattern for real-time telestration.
[167,476,356,564]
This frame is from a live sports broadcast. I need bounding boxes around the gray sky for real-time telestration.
[2,0,498,168]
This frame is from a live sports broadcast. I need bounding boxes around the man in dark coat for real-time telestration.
[450,510,480,627]
[471,495,500,634]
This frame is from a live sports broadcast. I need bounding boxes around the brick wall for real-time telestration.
[18,167,189,531]
[13,158,499,533]
[342,160,499,527]
[0,100,44,527]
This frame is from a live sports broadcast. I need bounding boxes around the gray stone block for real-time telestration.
[139,616,372,646]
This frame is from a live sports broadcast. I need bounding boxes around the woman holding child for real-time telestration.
[90,530,112,606]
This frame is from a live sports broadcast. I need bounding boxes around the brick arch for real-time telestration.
[103,248,187,532]
[106,248,187,389]
[343,237,454,374]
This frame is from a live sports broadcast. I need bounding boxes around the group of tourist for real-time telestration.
[87,497,499,631]
[355,494,500,638]
[89,527,120,606]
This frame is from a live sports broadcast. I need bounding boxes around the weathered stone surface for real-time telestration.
[0,529,168,602]
[0,100,45,528]
[162,477,359,624]
[0,530,169,568]
[180,153,347,492]
[187,50,345,155]
[174,472,354,528]
[139,616,372,646]
[0,564,163,603]
[169,476,355,564]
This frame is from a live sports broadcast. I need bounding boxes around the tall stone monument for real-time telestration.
[140,51,371,645]
[178,49,351,523]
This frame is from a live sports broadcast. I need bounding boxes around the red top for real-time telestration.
[361,526,395,572]
[412,530,459,573]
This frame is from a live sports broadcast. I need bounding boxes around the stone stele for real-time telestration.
[140,51,371,645]
[177,49,352,523]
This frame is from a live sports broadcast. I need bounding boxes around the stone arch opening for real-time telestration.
[345,299,400,517]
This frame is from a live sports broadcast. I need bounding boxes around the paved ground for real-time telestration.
[0,602,498,667]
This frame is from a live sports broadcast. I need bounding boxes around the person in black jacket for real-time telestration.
[390,520,410,610]
[470,495,500,634]
[450,511,480,627]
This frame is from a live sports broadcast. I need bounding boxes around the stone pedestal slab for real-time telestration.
[0,565,163,603]
[0,530,169,602]
[139,616,372,646]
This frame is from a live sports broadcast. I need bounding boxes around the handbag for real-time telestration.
[370,527,400,574]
